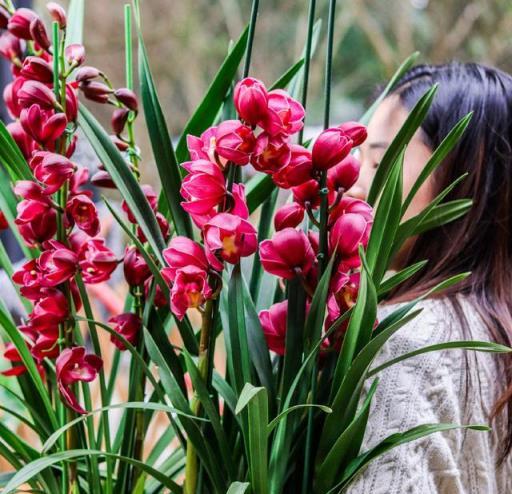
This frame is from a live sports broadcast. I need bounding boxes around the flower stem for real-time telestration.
[298,0,317,145]
[243,0,260,78]
[184,298,215,494]
[303,2,337,491]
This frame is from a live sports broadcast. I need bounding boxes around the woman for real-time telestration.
[346,63,512,493]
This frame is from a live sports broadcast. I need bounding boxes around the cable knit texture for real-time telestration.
[345,296,512,494]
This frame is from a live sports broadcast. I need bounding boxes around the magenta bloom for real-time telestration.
[203,213,258,270]
[162,236,209,282]
[123,245,151,286]
[30,288,69,328]
[259,89,305,136]
[109,313,142,350]
[7,8,37,39]
[32,151,75,195]
[38,240,78,286]
[180,160,226,226]
[66,194,100,236]
[7,121,36,158]
[0,210,8,230]
[327,155,361,191]
[251,132,291,174]
[259,228,315,279]
[13,259,43,300]
[56,347,102,414]
[20,105,67,147]
[79,239,119,284]
[20,56,53,82]
[186,127,217,162]
[272,144,312,189]
[259,300,288,355]
[329,199,373,268]
[230,183,250,220]
[292,179,321,209]
[312,127,353,171]
[234,77,268,125]
[338,121,367,146]
[215,120,256,165]
[274,202,305,231]
[18,80,57,110]
[170,266,212,320]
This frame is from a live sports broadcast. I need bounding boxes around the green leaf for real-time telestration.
[65,0,85,46]
[2,450,183,494]
[227,481,251,494]
[78,106,166,262]
[378,260,428,297]
[331,258,377,394]
[360,52,420,125]
[270,59,304,92]
[410,199,472,235]
[143,328,226,490]
[182,350,236,479]
[365,150,403,284]
[175,27,249,163]
[236,384,269,494]
[246,174,274,214]
[318,309,423,462]
[402,113,472,213]
[367,84,438,205]
[393,174,469,253]
[0,307,58,431]
[267,404,332,434]
[333,424,490,492]
[225,264,252,394]
[136,16,194,237]
[0,120,32,181]
[315,380,378,491]
[368,340,512,378]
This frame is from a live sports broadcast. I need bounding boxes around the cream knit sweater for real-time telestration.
[345,297,512,494]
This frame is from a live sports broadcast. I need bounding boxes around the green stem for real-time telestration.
[124,4,133,90]
[184,298,215,494]
[243,0,260,78]
[298,0,317,145]
[302,2,337,490]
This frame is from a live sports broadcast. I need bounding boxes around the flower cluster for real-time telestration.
[0,2,142,413]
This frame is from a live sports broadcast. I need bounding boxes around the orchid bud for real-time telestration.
[65,43,85,66]
[0,32,23,62]
[0,6,10,29]
[47,2,67,29]
[31,151,75,194]
[18,80,57,110]
[109,313,141,350]
[111,107,130,135]
[8,8,38,40]
[65,84,79,122]
[327,155,361,191]
[338,121,367,146]
[259,300,288,355]
[20,56,53,83]
[29,17,50,51]
[20,105,67,145]
[111,135,129,151]
[114,88,138,112]
[233,77,268,125]
[79,81,113,104]
[312,128,353,171]
[259,228,315,279]
[123,245,151,286]
[75,65,100,83]
[274,203,305,231]
[91,170,116,189]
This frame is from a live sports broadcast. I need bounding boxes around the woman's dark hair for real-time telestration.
[386,62,512,461]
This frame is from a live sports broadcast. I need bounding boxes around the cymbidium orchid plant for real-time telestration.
[0,1,508,494]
